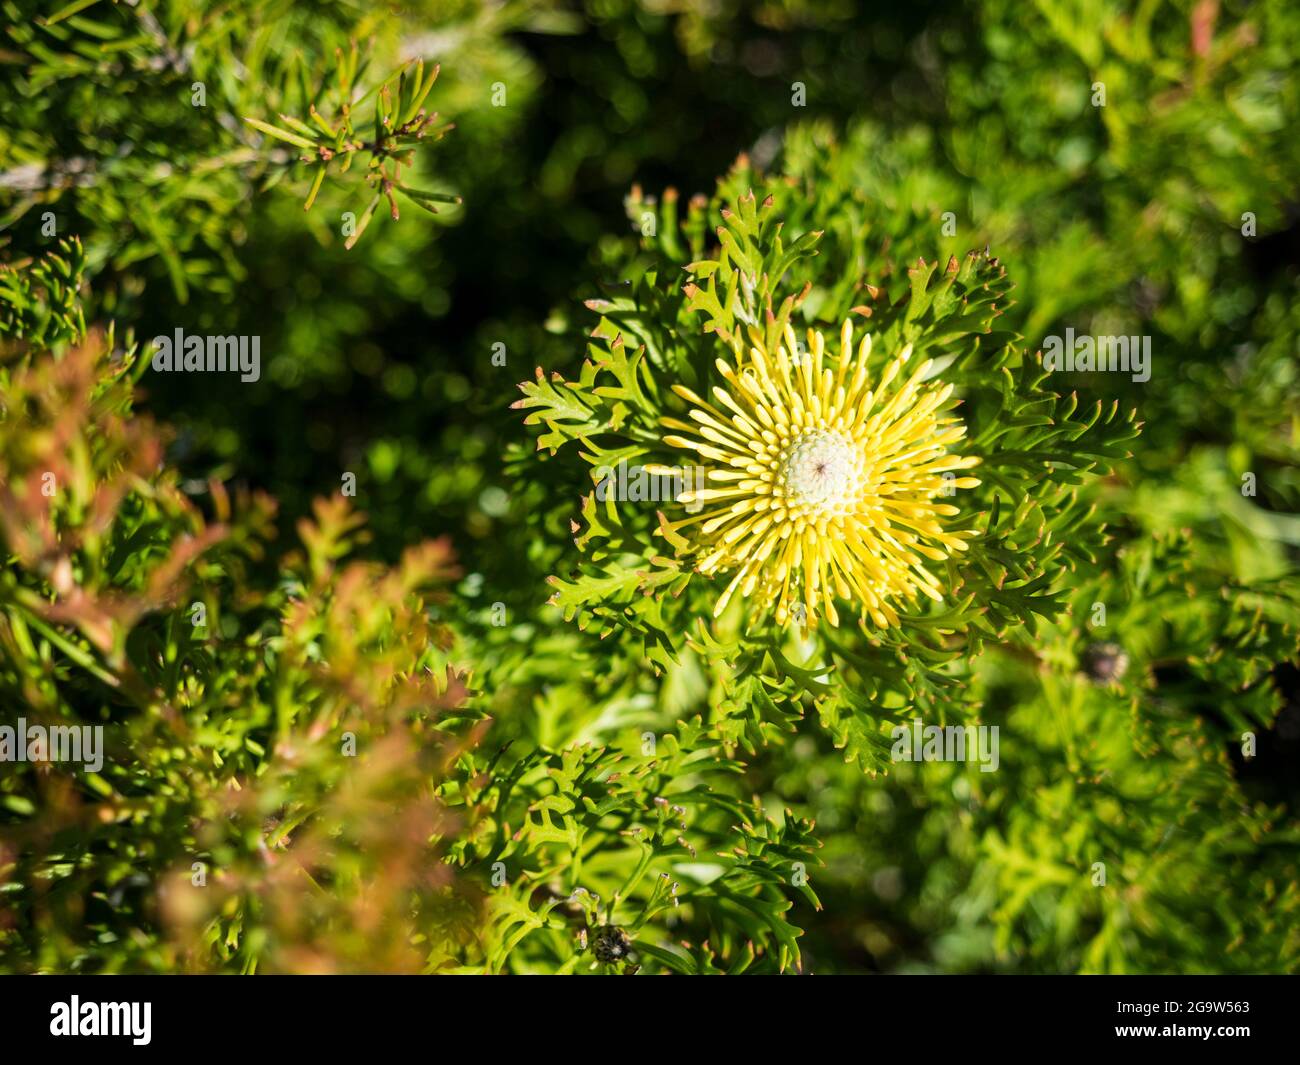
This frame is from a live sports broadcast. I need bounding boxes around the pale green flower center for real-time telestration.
[779,428,864,515]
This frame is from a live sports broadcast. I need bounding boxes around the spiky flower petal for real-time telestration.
[658,318,981,628]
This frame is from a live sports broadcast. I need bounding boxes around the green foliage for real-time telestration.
[1,0,1298,976]
[444,720,821,974]
[244,48,456,249]
[0,0,470,303]
[0,265,474,972]
[0,237,86,345]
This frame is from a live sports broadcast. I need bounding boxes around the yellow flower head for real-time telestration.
[658,318,981,628]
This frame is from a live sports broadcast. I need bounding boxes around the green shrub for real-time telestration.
[2,0,1298,975]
